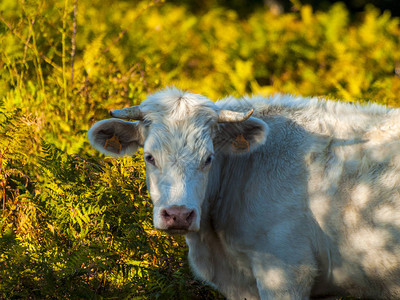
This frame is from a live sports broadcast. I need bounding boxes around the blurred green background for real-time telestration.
[1,0,399,298]
[173,0,400,17]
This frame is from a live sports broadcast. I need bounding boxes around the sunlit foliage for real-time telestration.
[0,0,399,298]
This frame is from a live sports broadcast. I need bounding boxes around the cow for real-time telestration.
[88,87,400,299]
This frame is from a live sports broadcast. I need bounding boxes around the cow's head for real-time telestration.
[88,88,269,234]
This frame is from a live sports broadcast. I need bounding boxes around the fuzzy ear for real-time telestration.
[87,119,144,157]
[214,117,269,155]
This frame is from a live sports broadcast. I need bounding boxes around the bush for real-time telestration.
[0,0,399,298]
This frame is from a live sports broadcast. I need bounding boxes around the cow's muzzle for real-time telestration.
[158,206,196,234]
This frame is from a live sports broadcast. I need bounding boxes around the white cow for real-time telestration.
[88,88,400,299]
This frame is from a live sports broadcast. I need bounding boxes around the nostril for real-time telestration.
[186,211,193,221]
[161,208,179,222]
[161,209,171,221]
[186,210,195,225]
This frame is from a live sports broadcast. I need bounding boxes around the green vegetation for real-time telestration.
[0,0,399,298]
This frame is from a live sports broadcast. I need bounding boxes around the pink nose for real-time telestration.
[160,206,196,230]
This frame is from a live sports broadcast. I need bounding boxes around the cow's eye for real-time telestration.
[145,154,155,165]
[204,154,214,167]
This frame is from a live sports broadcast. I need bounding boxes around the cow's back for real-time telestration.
[227,95,400,297]
[301,107,400,298]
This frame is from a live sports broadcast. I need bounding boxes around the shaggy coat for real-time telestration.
[88,88,400,299]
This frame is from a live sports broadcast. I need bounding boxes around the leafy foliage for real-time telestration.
[0,0,399,298]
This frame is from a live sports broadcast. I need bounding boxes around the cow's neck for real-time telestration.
[202,153,256,235]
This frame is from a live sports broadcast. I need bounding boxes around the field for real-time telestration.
[1,0,400,298]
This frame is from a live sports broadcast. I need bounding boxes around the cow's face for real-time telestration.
[142,120,215,233]
[88,88,269,234]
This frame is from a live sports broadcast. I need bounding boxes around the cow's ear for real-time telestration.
[214,117,269,155]
[87,119,144,157]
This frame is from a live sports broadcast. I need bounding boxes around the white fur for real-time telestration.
[88,88,400,299]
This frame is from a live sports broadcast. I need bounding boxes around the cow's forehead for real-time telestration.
[144,118,214,162]
[138,88,222,165]
[140,88,218,122]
